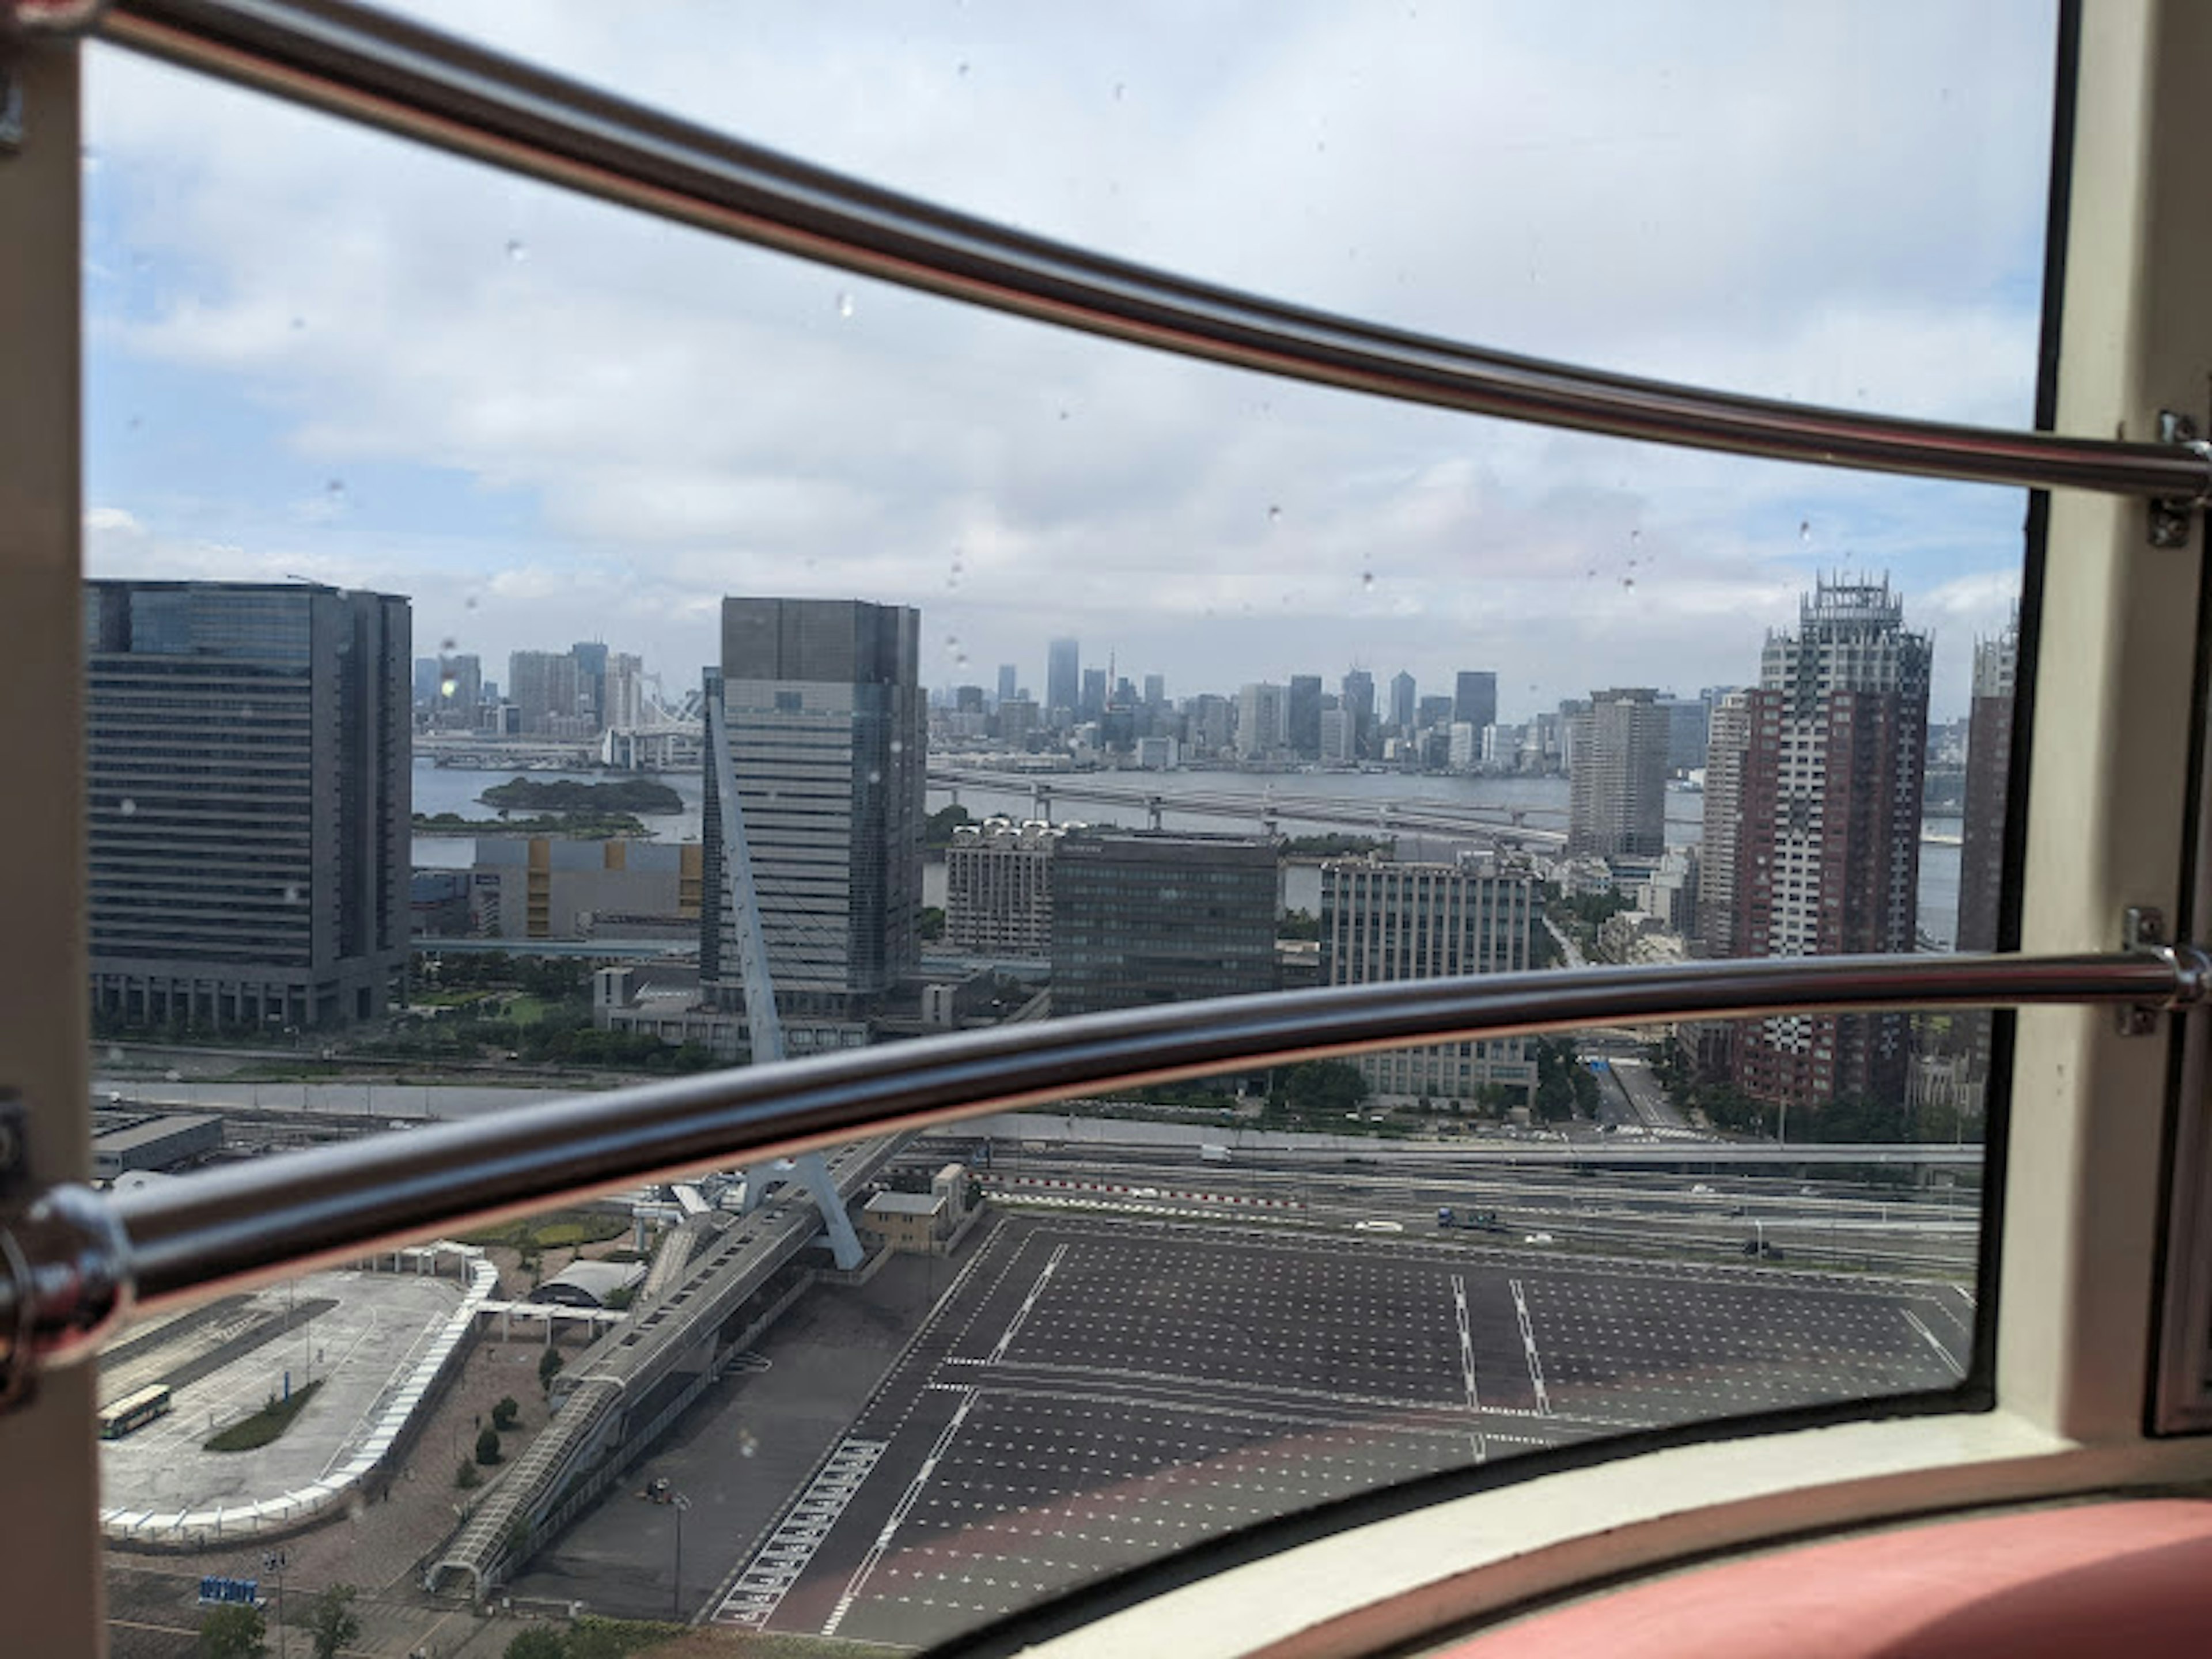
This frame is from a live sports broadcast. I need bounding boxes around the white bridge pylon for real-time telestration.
[708,682,866,1270]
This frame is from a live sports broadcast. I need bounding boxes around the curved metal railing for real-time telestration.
[2,948,2205,1404]
[74,0,2212,502]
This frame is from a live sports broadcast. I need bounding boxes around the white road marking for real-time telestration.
[714,1438,887,1631]
[1452,1274,1486,1462]
[825,1389,978,1636]
[988,1244,1066,1366]
[1903,1308,1965,1377]
[1510,1279,1551,1415]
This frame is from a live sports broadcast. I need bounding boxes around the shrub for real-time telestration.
[492,1395,520,1430]
[475,1426,503,1466]
[456,1458,481,1490]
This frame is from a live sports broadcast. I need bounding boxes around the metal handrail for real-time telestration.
[79,0,2211,502]
[1,948,2205,1407]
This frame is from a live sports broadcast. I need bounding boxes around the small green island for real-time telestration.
[478,777,684,815]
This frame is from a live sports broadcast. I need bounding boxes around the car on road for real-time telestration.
[1353,1219,1404,1233]
[1524,1232,1556,1245]
[1131,1187,1161,1199]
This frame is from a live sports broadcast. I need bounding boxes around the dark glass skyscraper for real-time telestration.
[702,597,925,1019]
[85,580,411,1027]
[1050,831,1277,1016]
[1454,670,1498,732]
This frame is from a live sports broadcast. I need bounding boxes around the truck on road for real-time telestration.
[1437,1206,1505,1233]
[1200,1143,1232,1165]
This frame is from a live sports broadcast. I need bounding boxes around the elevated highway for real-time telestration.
[927,766,1569,849]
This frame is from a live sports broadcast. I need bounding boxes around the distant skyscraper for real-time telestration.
[1322,856,1537,1105]
[1733,576,1931,1112]
[600,652,646,730]
[702,597,925,1019]
[1389,670,1416,733]
[438,653,482,727]
[1955,613,2018,1076]
[1046,637,1080,727]
[1455,670,1498,733]
[1080,666,1107,722]
[412,656,441,709]
[1342,669,1376,759]
[997,663,1018,706]
[1236,681,1287,761]
[1416,694,1455,732]
[1658,696,1710,772]
[85,580,411,1027]
[1142,673,1166,707]
[1696,690,1753,959]
[509,649,583,736]
[1287,675,1323,760]
[1567,689,1671,858]
[571,641,609,729]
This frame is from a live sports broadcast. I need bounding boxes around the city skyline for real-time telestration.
[81,5,2046,726]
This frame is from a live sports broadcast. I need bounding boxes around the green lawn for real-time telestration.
[204,1381,321,1452]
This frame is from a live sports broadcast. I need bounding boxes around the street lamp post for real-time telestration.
[262,1549,287,1659]
[671,1491,691,1622]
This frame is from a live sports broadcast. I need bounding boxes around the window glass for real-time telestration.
[85,3,2045,1649]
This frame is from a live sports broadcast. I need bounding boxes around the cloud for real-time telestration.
[81,2,2055,716]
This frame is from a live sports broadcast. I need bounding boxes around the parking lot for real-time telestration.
[704,1217,1970,1649]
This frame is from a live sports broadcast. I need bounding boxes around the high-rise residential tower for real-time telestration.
[701,597,925,1020]
[1733,576,1931,1112]
[508,649,583,736]
[1236,682,1287,762]
[85,580,411,1027]
[1696,690,1753,958]
[1954,612,2019,1078]
[1454,670,1498,733]
[1046,637,1080,727]
[1566,688,1671,859]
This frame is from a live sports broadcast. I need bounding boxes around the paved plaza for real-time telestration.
[704,1217,1972,1649]
[101,1268,465,1520]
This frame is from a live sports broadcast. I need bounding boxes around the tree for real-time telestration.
[198,1603,267,1658]
[919,904,946,942]
[492,1395,520,1430]
[538,1346,564,1389]
[305,1584,360,1659]
[502,1632,569,1659]
[476,1425,504,1465]
[456,1457,481,1489]
[1271,1060,1369,1118]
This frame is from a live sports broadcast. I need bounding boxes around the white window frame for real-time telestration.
[1,5,2209,1656]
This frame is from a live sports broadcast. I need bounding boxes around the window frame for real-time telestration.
[1,4,2209,1656]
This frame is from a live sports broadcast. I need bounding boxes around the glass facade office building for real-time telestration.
[84,580,412,1028]
[1050,831,1277,1016]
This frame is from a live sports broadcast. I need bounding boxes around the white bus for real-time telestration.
[97,1385,172,1442]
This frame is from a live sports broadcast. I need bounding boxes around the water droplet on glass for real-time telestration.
[1630,529,1641,544]
[327,479,345,498]
[441,677,459,699]
[440,636,457,653]
[867,768,882,785]
[836,292,855,320]
[890,738,904,755]
[106,1046,124,1065]
[1620,577,1636,590]
[1361,570,1375,590]
[290,316,306,331]
[1113,82,1126,101]
[464,594,479,611]
[1798,519,1811,542]
[119,797,137,817]
[956,60,971,77]
[505,238,529,263]
[1058,408,1070,422]
[1267,505,1282,524]
[127,415,142,431]
[283,884,301,904]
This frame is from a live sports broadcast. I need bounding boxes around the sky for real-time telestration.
[81,1,2055,723]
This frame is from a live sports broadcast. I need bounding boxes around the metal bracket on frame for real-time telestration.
[2149,411,2212,548]
[2118,906,2203,1033]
